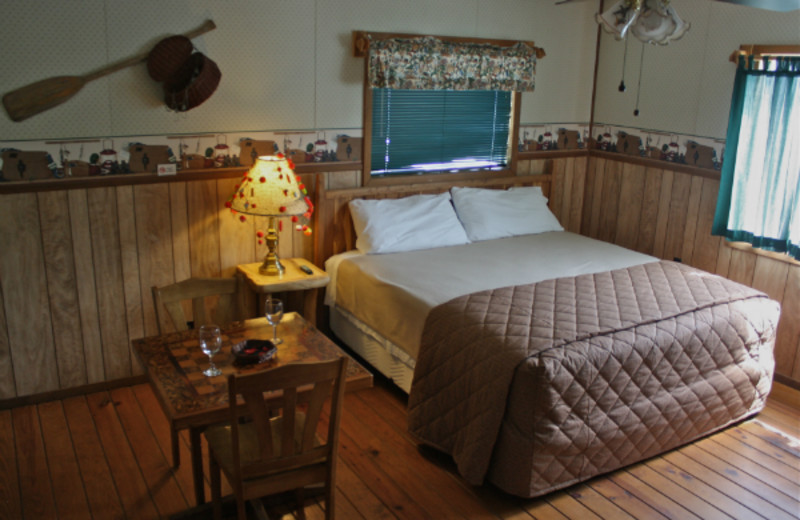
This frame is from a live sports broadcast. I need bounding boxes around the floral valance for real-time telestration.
[367,36,538,92]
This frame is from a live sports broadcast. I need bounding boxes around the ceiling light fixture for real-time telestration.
[597,0,690,45]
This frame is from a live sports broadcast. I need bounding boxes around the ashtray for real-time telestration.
[232,339,277,365]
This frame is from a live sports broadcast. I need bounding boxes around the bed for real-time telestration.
[316,175,780,498]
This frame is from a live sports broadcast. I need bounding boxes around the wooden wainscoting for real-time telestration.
[0,175,316,399]
[561,154,800,384]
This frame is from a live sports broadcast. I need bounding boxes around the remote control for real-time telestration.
[299,265,313,275]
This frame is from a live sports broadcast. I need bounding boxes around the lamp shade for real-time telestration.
[228,155,309,217]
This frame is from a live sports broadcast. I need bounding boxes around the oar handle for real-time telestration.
[83,19,217,82]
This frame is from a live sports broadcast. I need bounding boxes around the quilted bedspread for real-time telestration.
[407,261,779,497]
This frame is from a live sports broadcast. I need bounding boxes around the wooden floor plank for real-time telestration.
[523,497,570,519]
[336,410,443,520]
[563,484,637,520]
[759,402,800,436]
[770,383,800,409]
[110,386,190,517]
[131,382,202,506]
[328,490,367,520]
[705,435,800,495]
[609,469,703,520]
[345,390,496,519]
[663,448,796,520]
[85,391,161,519]
[628,460,734,519]
[469,485,535,519]
[335,451,397,520]
[744,419,800,458]
[357,384,531,520]
[12,405,58,519]
[545,491,603,519]
[678,441,800,516]
[722,425,800,476]
[6,378,800,520]
[586,477,669,520]
[0,409,22,520]
[36,400,92,520]
[62,395,126,519]
[646,452,759,519]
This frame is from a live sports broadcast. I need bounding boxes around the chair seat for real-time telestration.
[205,412,322,477]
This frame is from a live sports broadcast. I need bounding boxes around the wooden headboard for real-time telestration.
[314,174,553,265]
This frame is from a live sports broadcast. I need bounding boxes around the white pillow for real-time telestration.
[450,186,564,241]
[349,192,470,254]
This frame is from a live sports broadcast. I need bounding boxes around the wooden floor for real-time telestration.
[1,377,798,520]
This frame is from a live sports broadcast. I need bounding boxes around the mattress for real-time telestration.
[325,231,658,361]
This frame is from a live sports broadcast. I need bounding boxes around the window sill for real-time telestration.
[725,240,800,267]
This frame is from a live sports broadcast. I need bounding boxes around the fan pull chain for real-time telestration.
[619,37,629,92]
[634,43,646,116]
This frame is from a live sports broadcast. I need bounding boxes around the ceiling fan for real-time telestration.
[555,0,800,12]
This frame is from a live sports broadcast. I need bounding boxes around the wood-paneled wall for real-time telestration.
[0,175,317,399]
[2,155,797,399]
[547,154,800,384]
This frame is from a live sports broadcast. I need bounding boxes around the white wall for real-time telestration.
[0,0,598,143]
[593,0,800,140]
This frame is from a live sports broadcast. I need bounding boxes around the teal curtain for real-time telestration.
[712,56,800,259]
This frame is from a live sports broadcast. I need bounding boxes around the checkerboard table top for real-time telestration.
[133,313,371,426]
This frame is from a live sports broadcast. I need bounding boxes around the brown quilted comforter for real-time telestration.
[407,261,779,498]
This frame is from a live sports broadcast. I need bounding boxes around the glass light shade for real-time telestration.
[597,0,690,45]
[229,155,309,217]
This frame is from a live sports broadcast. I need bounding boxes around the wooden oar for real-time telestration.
[3,19,216,122]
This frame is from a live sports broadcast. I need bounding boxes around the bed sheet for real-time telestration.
[325,231,657,360]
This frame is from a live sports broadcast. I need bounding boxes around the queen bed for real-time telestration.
[316,175,780,498]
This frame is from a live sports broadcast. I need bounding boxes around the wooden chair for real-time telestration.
[152,276,244,334]
[204,358,348,520]
[152,276,245,469]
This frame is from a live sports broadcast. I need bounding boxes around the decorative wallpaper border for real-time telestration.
[2,120,726,184]
[0,128,362,182]
[520,123,725,171]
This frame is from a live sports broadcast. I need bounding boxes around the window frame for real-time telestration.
[355,31,529,187]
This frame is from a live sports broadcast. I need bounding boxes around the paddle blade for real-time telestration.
[3,75,86,122]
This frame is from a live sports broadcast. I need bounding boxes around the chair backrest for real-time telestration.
[152,277,243,333]
[227,357,348,483]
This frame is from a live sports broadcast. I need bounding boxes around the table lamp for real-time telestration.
[226,155,311,275]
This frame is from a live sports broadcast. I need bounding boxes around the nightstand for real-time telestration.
[237,258,330,325]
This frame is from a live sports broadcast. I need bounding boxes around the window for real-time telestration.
[370,88,513,176]
[712,51,800,260]
[355,31,542,184]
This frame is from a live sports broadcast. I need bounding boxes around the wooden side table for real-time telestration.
[237,258,330,325]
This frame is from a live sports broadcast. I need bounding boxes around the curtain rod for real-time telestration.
[729,44,800,63]
[352,30,546,59]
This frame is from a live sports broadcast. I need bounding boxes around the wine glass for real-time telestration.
[198,324,223,377]
[265,297,284,345]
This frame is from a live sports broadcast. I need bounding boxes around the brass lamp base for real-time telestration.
[259,217,284,276]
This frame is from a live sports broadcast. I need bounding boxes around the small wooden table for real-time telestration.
[132,312,372,505]
[237,258,330,325]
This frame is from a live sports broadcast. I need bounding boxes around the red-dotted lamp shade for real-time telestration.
[227,155,310,275]
[229,155,309,217]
